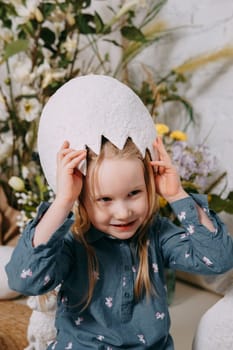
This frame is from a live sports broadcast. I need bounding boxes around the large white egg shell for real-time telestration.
[38,74,156,192]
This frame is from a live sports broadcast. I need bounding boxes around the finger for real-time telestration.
[150,159,171,169]
[153,136,171,163]
[157,166,166,175]
[62,150,86,165]
[58,148,85,162]
[156,137,169,159]
[57,141,70,161]
[151,160,165,174]
[64,154,86,176]
[151,159,176,176]
[60,140,70,151]
[153,136,167,155]
[151,160,170,166]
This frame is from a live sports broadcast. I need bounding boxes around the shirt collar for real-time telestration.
[86,226,105,243]
[85,226,139,245]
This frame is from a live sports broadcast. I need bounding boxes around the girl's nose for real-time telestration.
[114,201,131,220]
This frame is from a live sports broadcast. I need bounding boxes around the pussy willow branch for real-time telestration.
[31,24,42,71]
[6,60,19,170]
[204,172,227,194]
[86,34,108,74]
[68,32,81,78]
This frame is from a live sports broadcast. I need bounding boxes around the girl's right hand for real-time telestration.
[55,140,87,206]
[33,141,86,247]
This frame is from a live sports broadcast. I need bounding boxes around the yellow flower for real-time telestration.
[159,196,167,208]
[170,130,187,141]
[8,176,25,191]
[155,123,170,135]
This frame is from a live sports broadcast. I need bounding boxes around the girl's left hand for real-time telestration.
[151,136,188,203]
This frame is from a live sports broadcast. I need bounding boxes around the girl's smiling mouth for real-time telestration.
[110,220,137,230]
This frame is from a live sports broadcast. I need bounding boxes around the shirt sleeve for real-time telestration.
[5,202,75,296]
[158,193,233,274]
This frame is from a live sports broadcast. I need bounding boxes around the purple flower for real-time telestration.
[169,141,217,190]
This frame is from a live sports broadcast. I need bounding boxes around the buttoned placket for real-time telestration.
[119,241,135,323]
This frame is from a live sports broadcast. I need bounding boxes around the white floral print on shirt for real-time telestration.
[155,311,165,320]
[61,296,68,304]
[75,317,84,326]
[137,334,146,344]
[178,211,186,221]
[43,274,51,285]
[152,263,158,273]
[105,297,113,308]
[187,225,195,234]
[203,256,213,266]
[20,268,32,278]
[203,207,210,214]
[93,270,100,280]
[122,276,126,287]
[97,335,104,341]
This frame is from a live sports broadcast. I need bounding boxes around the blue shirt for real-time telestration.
[6,194,233,349]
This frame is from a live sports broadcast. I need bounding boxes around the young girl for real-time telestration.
[6,75,233,349]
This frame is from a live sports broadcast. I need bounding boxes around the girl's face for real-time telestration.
[83,156,149,240]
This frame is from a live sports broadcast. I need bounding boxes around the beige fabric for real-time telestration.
[176,269,233,296]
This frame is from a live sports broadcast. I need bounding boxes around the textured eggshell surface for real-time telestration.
[38,75,156,192]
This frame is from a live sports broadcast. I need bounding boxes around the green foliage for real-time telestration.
[121,26,146,41]
[3,39,29,60]
[209,193,233,214]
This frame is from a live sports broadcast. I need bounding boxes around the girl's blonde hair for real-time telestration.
[72,138,158,308]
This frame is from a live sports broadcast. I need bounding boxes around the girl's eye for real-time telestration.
[128,190,140,197]
[97,197,112,202]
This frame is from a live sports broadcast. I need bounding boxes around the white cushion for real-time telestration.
[0,246,21,299]
[193,287,233,349]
